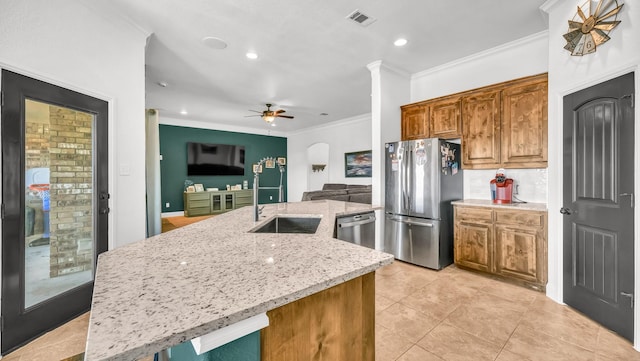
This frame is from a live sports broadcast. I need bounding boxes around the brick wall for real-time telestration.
[48,106,94,277]
[26,102,94,278]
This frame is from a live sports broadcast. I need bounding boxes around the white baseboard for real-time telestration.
[161,211,184,218]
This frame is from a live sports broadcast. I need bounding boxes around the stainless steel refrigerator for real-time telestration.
[384,138,463,269]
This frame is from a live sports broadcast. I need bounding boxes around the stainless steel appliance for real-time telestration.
[384,138,463,269]
[336,211,376,249]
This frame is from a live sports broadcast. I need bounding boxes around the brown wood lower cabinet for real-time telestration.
[454,205,547,291]
[455,207,493,273]
[261,272,374,361]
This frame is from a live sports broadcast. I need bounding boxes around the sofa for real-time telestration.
[301,183,372,204]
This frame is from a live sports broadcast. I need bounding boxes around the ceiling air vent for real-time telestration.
[345,9,377,27]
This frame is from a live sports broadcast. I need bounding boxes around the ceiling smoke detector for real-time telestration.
[345,9,377,27]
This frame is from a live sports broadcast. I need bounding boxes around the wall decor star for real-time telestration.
[563,0,624,56]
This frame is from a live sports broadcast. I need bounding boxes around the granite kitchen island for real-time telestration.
[85,200,393,361]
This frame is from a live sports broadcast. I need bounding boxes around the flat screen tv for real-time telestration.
[187,142,245,176]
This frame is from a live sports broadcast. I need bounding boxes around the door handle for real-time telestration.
[621,291,634,308]
[559,207,575,215]
[338,219,376,228]
[620,193,634,208]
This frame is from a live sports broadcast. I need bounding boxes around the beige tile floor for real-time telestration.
[375,261,640,361]
[3,261,639,361]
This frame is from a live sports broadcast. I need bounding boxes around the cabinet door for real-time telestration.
[224,193,234,210]
[501,76,548,167]
[429,97,461,139]
[461,89,501,169]
[211,193,224,213]
[494,225,543,283]
[401,104,428,140]
[454,220,493,273]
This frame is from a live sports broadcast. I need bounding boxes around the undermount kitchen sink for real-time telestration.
[251,216,321,234]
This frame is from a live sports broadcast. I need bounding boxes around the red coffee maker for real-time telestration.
[490,168,513,204]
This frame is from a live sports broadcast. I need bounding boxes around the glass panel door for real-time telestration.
[24,99,95,309]
[2,69,108,354]
[224,193,234,210]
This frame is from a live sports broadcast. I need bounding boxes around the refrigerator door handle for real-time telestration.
[402,147,410,212]
[404,221,433,227]
[408,148,413,212]
[387,215,434,227]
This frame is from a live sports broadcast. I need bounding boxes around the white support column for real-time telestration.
[367,60,410,249]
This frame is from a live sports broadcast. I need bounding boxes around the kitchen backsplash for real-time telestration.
[463,168,548,204]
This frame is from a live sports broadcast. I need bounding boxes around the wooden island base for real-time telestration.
[261,272,375,361]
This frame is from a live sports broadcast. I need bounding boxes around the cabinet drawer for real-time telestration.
[235,196,252,206]
[455,206,492,222]
[186,207,210,216]
[495,210,544,228]
[186,192,210,201]
[188,199,210,208]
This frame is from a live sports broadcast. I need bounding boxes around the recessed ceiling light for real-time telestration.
[394,38,408,47]
[180,110,188,115]
[202,36,228,50]
[271,123,276,127]
[246,52,258,60]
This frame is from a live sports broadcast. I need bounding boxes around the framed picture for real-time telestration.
[194,184,204,192]
[186,185,196,193]
[345,150,372,178]
[265,159,275,168]
[252,163,263,173]
[277,157,286,166]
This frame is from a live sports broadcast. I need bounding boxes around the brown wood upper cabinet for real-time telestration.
[429,96,462,139]
[462,73,548,169]
[461,89,501,168]
[501,77,548,168]
[401,103,428,140]
[401,73,548,169]
[401,98,463,140]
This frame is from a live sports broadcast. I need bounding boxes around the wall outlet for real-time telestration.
[165,202,170,208]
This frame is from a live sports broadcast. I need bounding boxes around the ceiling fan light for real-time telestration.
[263,115,275,123]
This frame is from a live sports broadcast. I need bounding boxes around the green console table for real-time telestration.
[184,189,253,217]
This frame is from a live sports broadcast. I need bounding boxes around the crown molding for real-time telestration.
[412,30,549,81]
[367,60,411,78]
[159,115,288,138]
[286,113,371,137]
[80,1,151,40]
[540,0,563,14]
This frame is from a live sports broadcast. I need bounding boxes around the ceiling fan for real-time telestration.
[245,103,294,123]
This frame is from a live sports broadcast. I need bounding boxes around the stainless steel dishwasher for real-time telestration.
[336,211,376,249]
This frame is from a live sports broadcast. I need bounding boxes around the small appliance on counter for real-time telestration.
[490,168,514,204]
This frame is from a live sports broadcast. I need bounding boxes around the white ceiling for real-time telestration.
[105,0,548,133]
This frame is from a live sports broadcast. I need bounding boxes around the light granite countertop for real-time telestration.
[452,199,548,212]
[85,200,393,361]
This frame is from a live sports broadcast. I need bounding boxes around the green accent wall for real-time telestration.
[159,125,287,212]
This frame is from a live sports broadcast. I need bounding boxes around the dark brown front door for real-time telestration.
[562,72,635,341]
[1,70,109,353]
